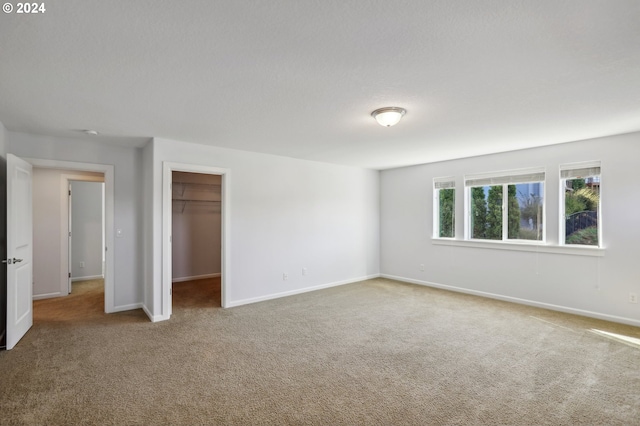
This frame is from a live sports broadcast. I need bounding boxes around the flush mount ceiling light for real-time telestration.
[371,107,406,127]
[84,129,99,136]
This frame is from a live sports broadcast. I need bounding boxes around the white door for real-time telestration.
[6,154,33,350]
[67,182,72,294]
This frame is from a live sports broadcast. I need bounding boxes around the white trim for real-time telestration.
[32,292,63,300]
[71,275,104,282]
[162,161,231,321]
[559,160,602,248]
[142,304,164,322]
[381,274,640,328]
[25,158,116,314]
[61,173,105,296]
[433,178,456,239]
[465,176,546,243]
[172,273,220,283]
[432,237,605,256]
[226,274,381,308]
[111,302,143,313]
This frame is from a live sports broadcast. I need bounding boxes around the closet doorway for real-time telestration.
[162,162,230,319]
[170,171,222,312]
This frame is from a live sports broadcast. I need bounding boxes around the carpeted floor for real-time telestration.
[32,279,111,324]
[1,277,639,425]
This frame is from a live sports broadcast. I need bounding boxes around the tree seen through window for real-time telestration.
[470,183,543,241]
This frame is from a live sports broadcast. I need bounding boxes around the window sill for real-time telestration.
[431,238,605,257]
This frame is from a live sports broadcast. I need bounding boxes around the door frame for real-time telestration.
[63,174,105,296]
[162,162,230,318]
[26,158,116,313]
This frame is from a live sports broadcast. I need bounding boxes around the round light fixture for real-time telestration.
[371,107,406,127]
[84,129,99,136]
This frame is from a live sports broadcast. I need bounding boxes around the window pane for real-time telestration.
[508,182,544,241]
[438,188,455,238]
[470,185,502,240]
[564,177,599,246]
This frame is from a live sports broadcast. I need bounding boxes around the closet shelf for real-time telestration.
[172,199,220,202]
[173,181,221,197]
[171,179,221,213]
[172,199,221,213]
[173,181,220,186]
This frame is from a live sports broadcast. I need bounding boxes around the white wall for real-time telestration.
[32,168,103,298]
[8,132,143,308]
[0,122,5,156]
[380,132,640,326]
[32,168,63,298]
[146,138,380,319]
[71,181,104,279]
[171,172,221,281]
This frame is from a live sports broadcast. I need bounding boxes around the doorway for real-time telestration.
[27,158,115,313]
[32,169,105,301]
[171,171,221,309]
[68,180,105,300]
[4,156,114,350]
[162,162,230,320]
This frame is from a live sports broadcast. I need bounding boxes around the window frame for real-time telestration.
[433,176,456,239]
[559,161,602,248]
[464,168,546,243]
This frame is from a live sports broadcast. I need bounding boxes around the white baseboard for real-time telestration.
[172,273,221,283]
[111,302,143,313]
[33,292,63,300]
[72,275,104,282]
[142,304,167,322]
[381,274,640,328]
[226,274,381,308]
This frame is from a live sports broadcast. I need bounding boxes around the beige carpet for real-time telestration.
[1,277,639,425]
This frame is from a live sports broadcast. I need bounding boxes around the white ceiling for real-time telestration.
[1,1,639,170]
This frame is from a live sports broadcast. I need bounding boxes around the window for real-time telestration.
[561,162,601,246]
[465,169,545,242]
[434,177,455,238]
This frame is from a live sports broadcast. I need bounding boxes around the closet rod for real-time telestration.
[173,199,222,214]
[172,199,221,202]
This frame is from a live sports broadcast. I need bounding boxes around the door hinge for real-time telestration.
[69,190,71,196]
[69,231,71,237]
[169,288,172,296]
[68,273,71,278]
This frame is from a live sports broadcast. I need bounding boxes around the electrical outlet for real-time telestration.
[420,264,425,272]
[80,261,85,269]
[283,273,288,281]
[302,267,308,276]
[630,293,638,304]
